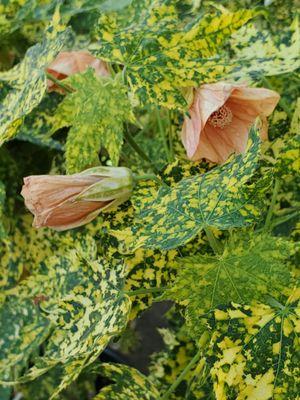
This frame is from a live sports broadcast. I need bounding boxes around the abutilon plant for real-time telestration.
[0,1,299,400]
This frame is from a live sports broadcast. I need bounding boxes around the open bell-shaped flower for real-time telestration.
[21,167,133,231]
[181,82,280,164]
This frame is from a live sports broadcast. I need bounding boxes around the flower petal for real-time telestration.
[181,82,240,159]
[229,86,280,117]
[34,199,109,231]
[21,175,100,214]
[47,51,109,91]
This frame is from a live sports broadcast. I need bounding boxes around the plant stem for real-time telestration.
[123,130,160,174]
[168,110,175,162]
[124,286,169,296]
[133,173,161,184]
[270,210,299,228]
[156,107,171,162]
[261,77,292,118]
[159,349,202,400]
[264,178,280,231]
[45,72,74,93]
[204,227,222,254]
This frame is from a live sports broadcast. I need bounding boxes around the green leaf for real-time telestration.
[117,126,266,251]
[0,7,71,146]
[167,233,295,336]
[91,5,257,109]
[205,291,300,400]
[93,363,160,399]
[52,69,135,172]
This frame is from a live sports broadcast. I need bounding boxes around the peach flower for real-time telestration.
[181,82,280,164]
[21,167,133,231]
[47,50,109,92]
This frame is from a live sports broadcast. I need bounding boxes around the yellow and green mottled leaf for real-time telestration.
[0,181,5,238]
[167,233,296,338]
[228,17,300,81]
[149,327,206,400]
[275,97,300,178]
[0,214,98,293]
[0,297,50,372]
[124,248,178,319]
[91,4,257,109]
[1,253,131,398]
[93,363,160,399]
[17,93,63,150]
[205,290,300,400]
[0,8,71,146]
[117,127,268,251]
[52,69,135,172]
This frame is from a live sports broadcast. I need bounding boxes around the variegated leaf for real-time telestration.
[93,363,160,399]
[229,17,300,81]
[0,297,50,373]
[205,290,300,400]
[0,8,71,145]
[166,233,295,338]
[51,69,135,172]
[0,181,5,238]
[1,254,131,398]
[275,97,300,178]
[116,127,268,251]
[91,4,257,109]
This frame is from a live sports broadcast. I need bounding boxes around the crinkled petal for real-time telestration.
[34,199,109,231]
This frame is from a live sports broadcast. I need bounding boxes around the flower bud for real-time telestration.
[21,167,134,231]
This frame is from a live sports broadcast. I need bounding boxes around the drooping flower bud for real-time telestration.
[21,167,133,231]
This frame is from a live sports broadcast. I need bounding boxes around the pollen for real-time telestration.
[208,104,233,129]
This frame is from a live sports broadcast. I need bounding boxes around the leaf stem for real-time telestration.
[159,349,202,400]
[156,107,171,162]
[264,178,280,231]
[124,286,169,297]
[204,227,222,254]
[123,129,160,174]
[261,77,292,118]
[45,72,74,93]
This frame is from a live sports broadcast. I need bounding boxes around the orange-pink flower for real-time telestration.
[181,82,280,164]
[21,167,133,231]
[47,50,109,92]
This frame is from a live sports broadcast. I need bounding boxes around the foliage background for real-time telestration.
[0,0,299,399]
